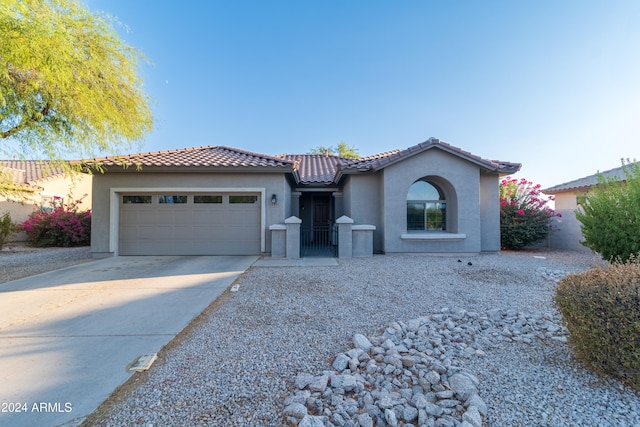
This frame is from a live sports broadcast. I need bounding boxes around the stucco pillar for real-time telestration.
[284,216,302,259]
[336,215,354,258]
[352,225,376,257]
[269,224,286,258]
[332,192,344,219]
[291,192,301,218]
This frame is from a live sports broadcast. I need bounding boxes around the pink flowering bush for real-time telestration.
[500,177,559,250]
[20,199,91,247]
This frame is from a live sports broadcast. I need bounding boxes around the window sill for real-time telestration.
[401,232,466,241]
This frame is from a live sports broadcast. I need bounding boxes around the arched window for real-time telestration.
[407,180,446,231]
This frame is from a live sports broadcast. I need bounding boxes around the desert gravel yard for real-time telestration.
[0,243,93,284]
[3,247,640,426]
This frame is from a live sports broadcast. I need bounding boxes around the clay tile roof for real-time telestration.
[279,154,346,184]
[0,160,67,187]
[339,149,403,172]
[82,146,295,169]
[77,139,520,184]
[338,138,520,175]
[542,162,639,193]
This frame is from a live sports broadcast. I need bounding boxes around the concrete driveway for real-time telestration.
[0,255,256,427]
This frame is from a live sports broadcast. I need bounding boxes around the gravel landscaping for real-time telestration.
[0,242,93,284]
[3,247,640,426]
[78,249,640,427]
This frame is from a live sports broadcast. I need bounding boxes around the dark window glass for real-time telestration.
[123,195,152,204]
[407,203,425,230]
[426,202,446,231]
[229,195,258,204]
[194,195,223,204]
[158,195,188,204]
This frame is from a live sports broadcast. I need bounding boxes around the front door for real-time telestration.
[301,195,335,256]
[313,196,330,229]
[312,196,331,248]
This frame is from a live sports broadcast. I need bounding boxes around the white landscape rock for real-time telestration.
[353,333,372,352]
[284,307,572,426]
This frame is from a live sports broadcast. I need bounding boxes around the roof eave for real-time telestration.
[494,162,522,175]
[543,184,600,195]
[82,163,295,173]
[339,139,516,174]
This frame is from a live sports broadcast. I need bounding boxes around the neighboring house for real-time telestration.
[80,138,520,257]
[0,161,92,241]
[543,163,636,252]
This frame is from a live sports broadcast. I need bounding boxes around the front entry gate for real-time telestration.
[301,223,337,257]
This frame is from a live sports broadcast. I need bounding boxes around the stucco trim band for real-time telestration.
[400,232,466,241]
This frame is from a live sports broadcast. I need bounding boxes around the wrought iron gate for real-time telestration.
[301,223,338,257]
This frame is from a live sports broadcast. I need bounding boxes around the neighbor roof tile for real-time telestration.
[0,160,67,186]
[543,162,639,193]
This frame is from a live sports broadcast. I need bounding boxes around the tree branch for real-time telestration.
[1,102,51,139]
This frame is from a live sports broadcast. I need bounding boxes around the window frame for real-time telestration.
[40,194,64,212]
[406,181,447,232]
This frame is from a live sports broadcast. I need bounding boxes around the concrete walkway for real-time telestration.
[0,255,256,427]
[252,257,338,267]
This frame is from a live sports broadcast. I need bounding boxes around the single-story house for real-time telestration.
[79,138,520,257]
[543,163,637,252]
[0,161,92,241]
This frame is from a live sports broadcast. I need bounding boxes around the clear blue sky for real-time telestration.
[87,0,640,189]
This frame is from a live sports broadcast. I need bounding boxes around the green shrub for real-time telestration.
[0,211,16,249]
[500,177,559,250]
[19,199,91,247]
[576,160,640,262]
[554,258,640,389]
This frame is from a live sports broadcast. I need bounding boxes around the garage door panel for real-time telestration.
[120,210,142,223]
[119,192,261,255]
[193,211,228,224]
[154,209,191,223]
[121,225,157,240]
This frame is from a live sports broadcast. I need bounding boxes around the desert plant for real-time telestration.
[576,160,640,262]
[0,211,16,249]
[554,258,640,390]
[20,199,91,247]
[500,177,559,250]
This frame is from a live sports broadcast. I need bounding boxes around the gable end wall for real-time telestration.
[382,149,484,253]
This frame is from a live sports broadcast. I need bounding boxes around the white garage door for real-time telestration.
[119,192,261,255]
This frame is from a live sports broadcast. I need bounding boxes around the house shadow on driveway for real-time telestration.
[0,255,256,427]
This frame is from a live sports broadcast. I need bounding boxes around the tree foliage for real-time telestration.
[500,176,559,250]
[576,160,640,262]
[0,211,15,249]
[309,141,360,159]
[0,0,152,163]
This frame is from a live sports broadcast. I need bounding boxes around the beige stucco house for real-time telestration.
[0,161,92,241]
[81,138,520,257]
[543,163,637,252]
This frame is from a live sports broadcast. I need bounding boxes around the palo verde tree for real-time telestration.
[0,0,152,166]
[309,141,360,159]
[576,160,640,262]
